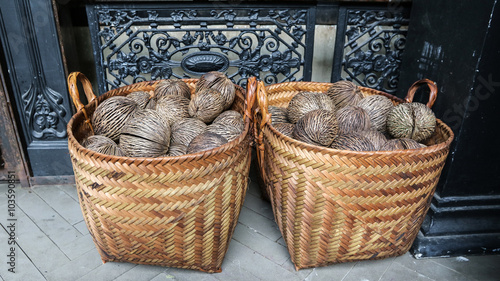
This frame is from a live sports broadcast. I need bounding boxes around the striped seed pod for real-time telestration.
[330,134,376,151]
[325,80,363,109]
[292,109,339,147]
[196,71,235,110]
[170,118,207,147]
[357,95,394,133]
[287,91,335,124]
[154,79,191,100]
[188,88,225,123]
[186,131,228,154]
[336,105,372,135]
[91,96,139,142]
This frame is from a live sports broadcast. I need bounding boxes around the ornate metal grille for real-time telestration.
[332,6,411,94]
[87,4,316,93]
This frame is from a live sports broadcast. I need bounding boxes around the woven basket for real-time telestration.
[67,72,256,273]
[254,79,454,270]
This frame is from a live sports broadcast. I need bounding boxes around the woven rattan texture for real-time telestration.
[67,79,252,272]
[255,81,454,270]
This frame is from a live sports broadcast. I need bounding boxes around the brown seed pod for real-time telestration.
[386,102,436,142]
[83,135,125,156]
[145,95,157,109]
[188,88,225,123]
[330,134,376,151]
[355,129,388,150]
[91,96,139,142]
[287,92,335,124]
[268,106,289,124]
[186,131,228,154]
[292,109,339,147]
[127,91,150,109]
[213,110,245,131]
[325,80,363,109]
[273,122,295,138]
[154,79,191,100]
[206,122,243,142]
[196,71,235,110]
[380,138,423,151]
[336,106,372,135]
[119,110,171,157]
[170,118,207,147]
[156,95,191,126]
[357,95,394,132]
[166,143,188,157]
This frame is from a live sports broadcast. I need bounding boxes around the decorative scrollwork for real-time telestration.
[341,9,409,94]
[18,0,67,140]
[92,5,311,91]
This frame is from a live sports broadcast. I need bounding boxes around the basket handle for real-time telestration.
[245,77,257,123]
[256,80,271,128]
[253,79,272,188]
[67,72,97,133]
[404,78,438,108]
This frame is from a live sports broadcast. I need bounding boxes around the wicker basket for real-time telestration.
[254,79,454,270]
[67,72,256,273]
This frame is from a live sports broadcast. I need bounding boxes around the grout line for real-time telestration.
[231,238,292,275]
[56,184,80,203]
[33,187,83,228]
[392,260,438,281]
[14,200,75,262]
[240,205,277,223]
[427,258,480,281]
[112,264,139,280]
[0,223,48,280]
[377,257,396,281]
[339,262,357,281]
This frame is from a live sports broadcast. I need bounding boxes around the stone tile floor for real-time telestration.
[0,177,499,281]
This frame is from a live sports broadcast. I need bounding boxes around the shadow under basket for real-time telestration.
[66,72,256,273]
[254,79,454,270]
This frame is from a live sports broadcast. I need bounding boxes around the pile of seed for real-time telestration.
[83,71,245,157]
[270,80,435,151]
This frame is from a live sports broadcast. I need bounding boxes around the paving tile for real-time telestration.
[74,220,90,236]
[215,257,261,281]
[243,192,275,221]
[59,233,97,261]
[76,261,136,281]
[45,249,103,281]
[237,206,282,242]
[222,240,303,281]
[341,257,395,281]
[247,177,263,198]
[34,185,83,225]
[0,222,46,281]
[428,255,500,281]
[276,237,287,247]
[159,268,220,281]
[393,252,470,281]
[4,181,497,281]
[15,187,83,247]
[113,264,168,281]
[300,262,355,281]
[9,204,70,276]
[381,262,435,281]
[279,257,314,280]
[232,223,290,265]
[57,184,80,202]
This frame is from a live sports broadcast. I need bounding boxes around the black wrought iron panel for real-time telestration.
[86,3,316,94]
[332,5,411,94]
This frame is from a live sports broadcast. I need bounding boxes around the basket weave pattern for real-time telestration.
[255,81,454,270]
[67,77,254,272]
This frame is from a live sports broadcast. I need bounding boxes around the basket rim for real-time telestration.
[67,78,251,162]
[262,81,454,156]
